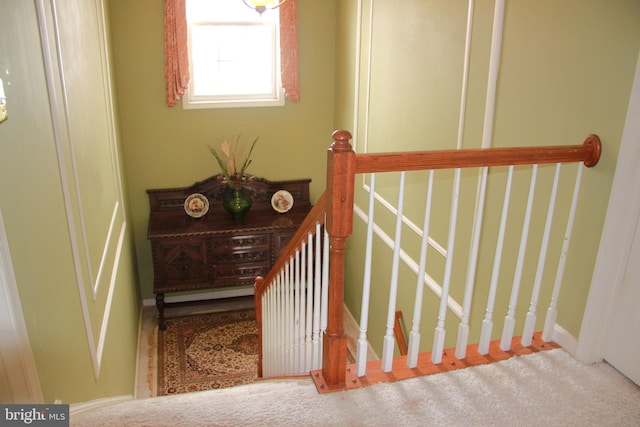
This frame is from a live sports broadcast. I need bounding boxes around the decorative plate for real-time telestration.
[184,193,209,218]
[271,190,294,213]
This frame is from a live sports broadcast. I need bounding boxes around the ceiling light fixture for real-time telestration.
[242,0,288,15]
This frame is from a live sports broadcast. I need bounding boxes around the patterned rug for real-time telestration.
[157,309,258,396]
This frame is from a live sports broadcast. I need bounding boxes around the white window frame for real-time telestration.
[183,1,285,110]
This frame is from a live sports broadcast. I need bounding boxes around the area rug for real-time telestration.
[157,309,258,396]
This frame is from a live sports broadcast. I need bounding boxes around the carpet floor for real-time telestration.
[71,348,640,426]
[157,308,258,395]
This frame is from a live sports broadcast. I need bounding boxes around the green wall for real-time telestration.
[0,0,634,405]
[108,0,337,300]
[335,0,640,353]
[0,0,139,404]
[13,0,635,406]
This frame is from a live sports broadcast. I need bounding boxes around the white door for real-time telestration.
[576,47,640,385]
[601,49,640,386]
[604,212,640,385]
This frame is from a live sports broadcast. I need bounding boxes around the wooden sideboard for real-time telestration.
[147,174,312,329]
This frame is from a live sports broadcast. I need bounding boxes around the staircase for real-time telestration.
[255,129,601,392]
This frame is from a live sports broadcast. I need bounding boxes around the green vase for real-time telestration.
[223,188,252,220]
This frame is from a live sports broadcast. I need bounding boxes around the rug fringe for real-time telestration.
[147,323,158,397]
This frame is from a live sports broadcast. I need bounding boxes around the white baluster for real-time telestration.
[268,287,274,376]
[312,222,322,370]
[305,232,314,372]
[456,167,489,359]
[479,166,513,354]
[262,290,269,376]
[407,171,434,368]
[266,276,273,376]
[282,267,288,374]
[543,165,583,341]
[277,266,284,375]
[501,164,538,351]
[268,276,273,374]
[357,173,376,377]
[269,280,276,375]
[273,272,282,375]
[291,254,298,373]
[270,281,276,376]
[296,242,307,373]
[522,164,560,346]
[286,258,293,374]
[432,168,462,364]
[382,172,406,372]
[278,270,285,375]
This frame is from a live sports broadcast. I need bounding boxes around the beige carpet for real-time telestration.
[71,348,640,426]
[157,309,258,395]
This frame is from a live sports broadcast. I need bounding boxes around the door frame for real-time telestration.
[0,209,43,403]
[575,48,640,364]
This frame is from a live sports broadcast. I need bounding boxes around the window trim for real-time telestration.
[182,6,285,110]
[163,0,298,108]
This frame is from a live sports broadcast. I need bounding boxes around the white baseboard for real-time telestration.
[70,395,134,415]
[142,287,254,307]
[552,323,578,356]
[343,303,379,360]
[133,303,146,398]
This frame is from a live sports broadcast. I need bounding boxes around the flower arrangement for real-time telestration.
[209,135,259,189]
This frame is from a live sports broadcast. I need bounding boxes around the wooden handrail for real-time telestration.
[254,191,327,301]
[256,130,602,387]
[354,134,601,173]
[317,130,601,390]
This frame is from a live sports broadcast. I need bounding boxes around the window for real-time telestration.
[183,0,284,109]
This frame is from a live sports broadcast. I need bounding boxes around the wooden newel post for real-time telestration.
[322,129,355,388]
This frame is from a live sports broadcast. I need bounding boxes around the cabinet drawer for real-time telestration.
[212,261,271,287]
[211,233,271,266]
[211,233,271,252]
[211,249,270,265]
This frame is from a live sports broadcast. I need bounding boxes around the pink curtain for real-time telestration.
[279,0,300,102]
[164,0,299,107]
[164,0,190,107]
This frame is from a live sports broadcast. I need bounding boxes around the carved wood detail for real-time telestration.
[147,174,311,329]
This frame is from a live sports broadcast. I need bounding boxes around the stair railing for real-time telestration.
[256,129,601,392]
[254,193,329,377]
